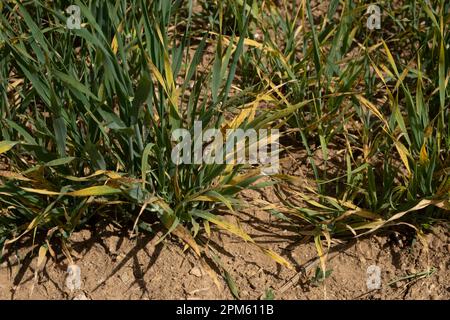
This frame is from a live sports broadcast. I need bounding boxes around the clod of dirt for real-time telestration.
[66,264,82,291]
[189,266,203,278]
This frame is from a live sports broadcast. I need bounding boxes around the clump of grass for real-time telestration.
[234,0,449,253]
[0,0,290,269]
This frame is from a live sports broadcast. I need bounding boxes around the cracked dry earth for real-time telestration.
[0,208,449,300]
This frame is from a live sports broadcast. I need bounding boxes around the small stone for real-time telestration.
[106,236,120,255]
[446,244,450,252]
[190,266,203,278]
[66,264,82,291]
[187,287,210,296]
[408,286,420,298]
[408,267,416,275]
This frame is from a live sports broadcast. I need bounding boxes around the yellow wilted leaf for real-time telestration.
[394,66,411,92]
[157,208,201,256]
[169,224,201,257]
[335,208,382,222]
[67,186,121,197]
[353,209,382,220]
[105,171,123,179]
[62,170,113,182]
[228,101,258,129]
[358,199,449,237]
[45,240,56,260]
[192,192,235,213]
[0,141,18,154]
[355,95,388,127]
[172,225,201,257]
[201,260,222,290]
[394,141,411,176]
[382,40,400,77]
[111,36,119,54]
[163,52,175,92]
[314,234,327,274]
[213,218,253,242]
[146,54,180,118]
[192,195,216,202]
[210,32,275,53]
[111,22,124,54]
[261,248,293,269]
[154,199,174,215]
[304,198,333,210]
[204,220,211,238]
[21,187,60,196]
[195,211,253,243]
[419,143,429,165]
[228,169,260,185]
[146,57,167,92]
[37,245,48,270]
[352,220,385,231]
[220,163,235,177]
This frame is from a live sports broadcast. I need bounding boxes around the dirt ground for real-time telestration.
[0,205,448,300]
